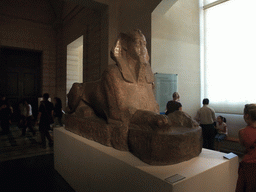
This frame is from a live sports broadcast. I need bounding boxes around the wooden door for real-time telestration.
[0,48,41,121]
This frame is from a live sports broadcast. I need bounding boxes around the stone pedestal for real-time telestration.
[54,127,239,192]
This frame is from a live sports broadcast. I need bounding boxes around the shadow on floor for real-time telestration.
[0,154,75,192]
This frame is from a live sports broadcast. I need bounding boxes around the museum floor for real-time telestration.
[0,124,54,162]
[0,123,75,192]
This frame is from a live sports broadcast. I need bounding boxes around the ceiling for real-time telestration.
[0,0,107,26]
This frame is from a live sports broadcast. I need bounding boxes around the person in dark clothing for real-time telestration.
[165,92,182,115]
[0,98,12,135]
[53,97,63,127]
[36,93,54,148]
[0,96,6,107]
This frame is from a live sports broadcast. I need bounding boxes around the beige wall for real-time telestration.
[152,0,200,117]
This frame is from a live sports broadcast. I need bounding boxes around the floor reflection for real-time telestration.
[0,123,54,161]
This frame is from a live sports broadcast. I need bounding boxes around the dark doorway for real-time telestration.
[0,47,41,121]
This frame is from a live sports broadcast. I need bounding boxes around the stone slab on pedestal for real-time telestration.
[128,126,202,165]
[54,127,239,192]
[65,114,129,151]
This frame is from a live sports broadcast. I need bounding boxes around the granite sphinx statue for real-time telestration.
[65,29,202,165]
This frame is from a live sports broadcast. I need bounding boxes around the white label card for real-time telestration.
[165,174,186,184]
[223,152,237,159]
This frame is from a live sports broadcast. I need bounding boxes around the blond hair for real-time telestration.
[172,92,180,100]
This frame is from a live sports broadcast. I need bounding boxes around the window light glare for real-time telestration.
[204,0,256,113]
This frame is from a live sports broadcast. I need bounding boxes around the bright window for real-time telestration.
[203,0,256,114]
[66,36,83,95]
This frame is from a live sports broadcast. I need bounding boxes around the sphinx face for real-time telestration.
[128,34,149,64]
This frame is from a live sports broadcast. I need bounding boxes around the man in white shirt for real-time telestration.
[20,99,35,136]
[195,98,216,150]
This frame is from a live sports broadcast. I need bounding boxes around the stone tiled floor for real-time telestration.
[0,124,74,191]
[0,123,54,162]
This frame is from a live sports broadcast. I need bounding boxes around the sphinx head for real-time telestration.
[127,29,149,64]
[111,29,149,64]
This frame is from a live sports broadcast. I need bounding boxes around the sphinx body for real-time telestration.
[65,29,202,165]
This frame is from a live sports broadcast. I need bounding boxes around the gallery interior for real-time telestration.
[0,0,252,191]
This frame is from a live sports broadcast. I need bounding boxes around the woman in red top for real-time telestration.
[236,104,256,192]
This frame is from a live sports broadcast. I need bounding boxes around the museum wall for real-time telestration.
[152,0,200,117]
[95,0,120,65]
[0,0,57,99]
[94,0,163,64]
[62,0,198,112]
[58,0,164,105]
[56,1,109,106]
[0,0,201,117]
[117,0,162,60]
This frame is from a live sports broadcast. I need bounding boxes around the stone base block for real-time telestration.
[65,114,129,151]
[129,126,202,165]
